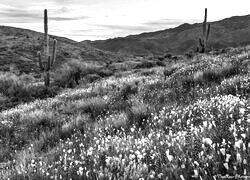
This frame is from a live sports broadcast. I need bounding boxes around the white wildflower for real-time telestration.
[202,138,213,146]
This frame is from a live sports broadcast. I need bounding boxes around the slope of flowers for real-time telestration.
[0,50,249,179]
[2,94,248,179]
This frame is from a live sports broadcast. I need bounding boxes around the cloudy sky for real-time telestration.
[0,0,249,41]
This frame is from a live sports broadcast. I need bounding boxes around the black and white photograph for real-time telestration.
[0,0,249,179]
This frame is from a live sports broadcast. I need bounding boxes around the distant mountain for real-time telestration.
[85,15,250,56]
[0,26,124,73]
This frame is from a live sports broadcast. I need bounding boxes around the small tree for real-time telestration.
[37,9,57,87]
[198,8,211,53]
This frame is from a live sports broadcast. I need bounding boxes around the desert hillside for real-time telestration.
[0,46,249,179]
[0,26,125,74]
[0,6,250,179]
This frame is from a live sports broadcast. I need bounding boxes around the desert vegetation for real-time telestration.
[0,46,249,179]
[0,7,249,180]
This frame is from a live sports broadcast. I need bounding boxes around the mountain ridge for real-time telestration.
[85,14,250,55]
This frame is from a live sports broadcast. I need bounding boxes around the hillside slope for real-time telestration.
[0,26,125,73]
[87,15,250,55]
[0,47,249,179]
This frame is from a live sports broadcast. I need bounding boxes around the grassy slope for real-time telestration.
[0,47,250,179]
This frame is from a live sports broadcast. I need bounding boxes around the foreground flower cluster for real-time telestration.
[1,93,248,179]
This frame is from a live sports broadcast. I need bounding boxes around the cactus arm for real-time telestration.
[38,51,44,71]
[51,39,57,66]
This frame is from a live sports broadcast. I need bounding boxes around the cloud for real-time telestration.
[93,24,156,32]
[0,8,89,23]
[50,16,89,21]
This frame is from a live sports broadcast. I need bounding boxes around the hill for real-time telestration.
[0,26,125,74]
[0,46,249,179]
[86,15,250,55]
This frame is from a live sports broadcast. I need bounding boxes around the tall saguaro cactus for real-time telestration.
[199,8,211,53]
[37,9,57,87]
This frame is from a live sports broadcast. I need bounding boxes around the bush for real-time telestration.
[54,60,101,88]
[163,67,176,79]
[156,60,165,66]
[164,53,172,59]
[0,72,32,101]
[135,60,155,69]
[118,83,138,101]
[84,74,101,83]
[140,69,155,76]
[62,97,108,120]
[28,85,60,99]
[192,64,241,86]
[220,63,240,78]
[97,68,113,77]
[108,83,138,112]
[126,101,152,129]
[202,69,221,84]
[75,97,108,120]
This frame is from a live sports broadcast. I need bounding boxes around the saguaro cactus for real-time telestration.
[37,9,57,87]
[199,8,211,53]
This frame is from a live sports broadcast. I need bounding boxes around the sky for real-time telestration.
[0,0,250,41]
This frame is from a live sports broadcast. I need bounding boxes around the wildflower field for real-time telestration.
[0,48,249,179]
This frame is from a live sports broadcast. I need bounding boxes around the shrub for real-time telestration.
[54,60,100,88]
[181,75,196,91]
[192,63,241,87]
[202,69,221,84]
[163,67,176,79]
[54,61,81,88]
[28,85,60,99]
[156,60,165,66]
[97,68,113,77]
[0,72,32,101]
[140,69,155,76]
[164,53,172,59]
[126,101,152,129]
[118,83,138,101]
[77,97,108,120]
[61,97,108,120]
[84,74,101,83]
[157,56,165,61]
[108,83,138,112]
[220,63,240,78]
[135,60,155,69]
